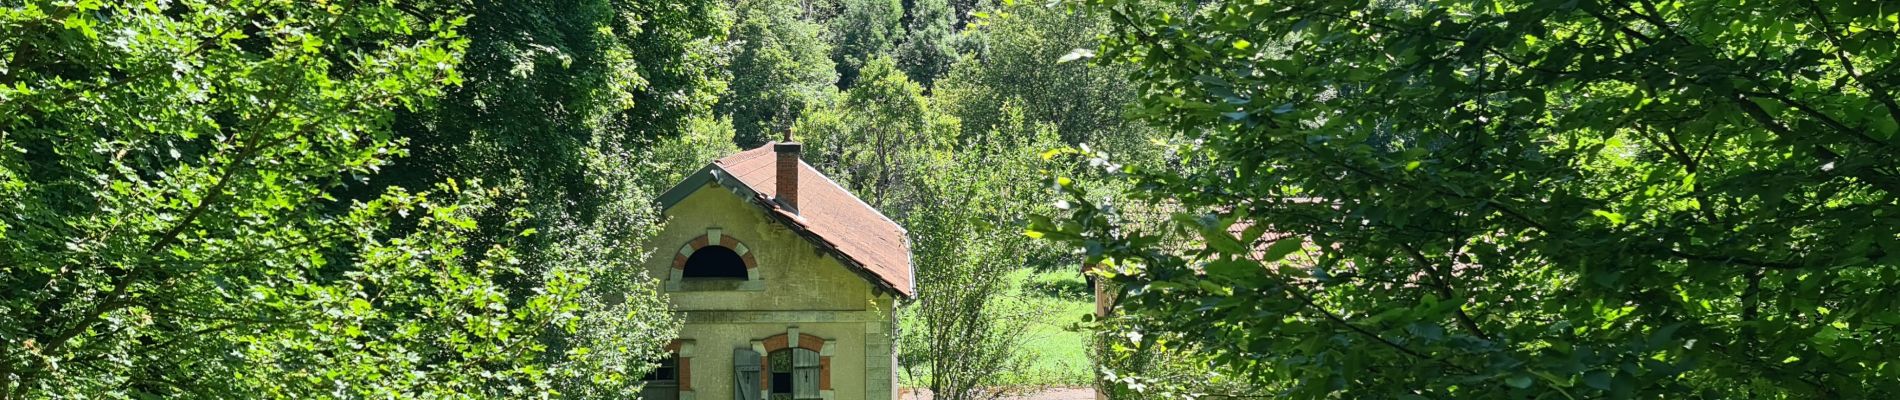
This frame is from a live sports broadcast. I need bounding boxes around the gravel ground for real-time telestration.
[899,388,1097,400]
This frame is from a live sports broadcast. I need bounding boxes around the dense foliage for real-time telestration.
[892,0,958,88]
[798,57,959,206]
[828,0,903,88]
[0,0,722,397]
[799,54,1064,398]
[934,3,1150,154]
[722,0,839,148]
[1037,0,1900,398]
[371,0,731,397]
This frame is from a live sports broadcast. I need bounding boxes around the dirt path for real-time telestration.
[899,387,1096,400]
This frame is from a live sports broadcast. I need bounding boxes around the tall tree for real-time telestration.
[893,0,958,88]
[796,56,957,207]
[619,1,735,141]
[388,0,728,217]
[827,0,903,88]
[722,0,839,148]
[897,138,1051,400]
[0,1,668,397]
[376,0,729,396]
[1039,0,1900,398]
[796,56,1061,399]
[935,3,1149,156]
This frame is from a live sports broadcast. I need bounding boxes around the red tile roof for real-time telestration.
[663,143,914,297]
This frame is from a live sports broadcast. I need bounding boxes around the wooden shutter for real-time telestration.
[793,349,821,399]
[735,349,761,400]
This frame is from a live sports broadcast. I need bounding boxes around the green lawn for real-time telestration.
[1003,268,1095,387]
[899,268,1096,389]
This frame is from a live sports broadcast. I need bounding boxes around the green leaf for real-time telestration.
[1584,370,1612,390]
[1592,210,1626,225]
[1506,375,1534,389]
[1203,228,1246,254]
[1205,260,1260,281]
[1260,238,1304,262]
[1647,322,1685,347]
[1407,322,1443,340]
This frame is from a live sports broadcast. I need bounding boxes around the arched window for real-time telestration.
[682,245,747,279]
[667,228,761,291]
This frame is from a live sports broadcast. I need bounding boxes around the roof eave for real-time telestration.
[655,164,719,210]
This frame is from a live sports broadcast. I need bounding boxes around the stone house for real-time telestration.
[641,141,913,400]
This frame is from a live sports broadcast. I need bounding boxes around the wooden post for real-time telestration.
[1084,262,1110,400]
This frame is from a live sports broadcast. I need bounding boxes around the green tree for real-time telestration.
[0,1,677,397]
[794,57,1061,398]
[0,0,706,394]
[373,0,729,396]
[620,0,735,140]
[1038,0,1900,398]
[896,139,1050,400]
[827,0,903,88]
[893,0,957,88]
[386,0,728,226]
[722,0,839,148]
[796,56,957,206]
[934,2,1151,157]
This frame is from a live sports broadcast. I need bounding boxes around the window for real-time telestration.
[667,230,762,292]
[682,245,747,279]
[767,348,821,400]
[640,353,680,400]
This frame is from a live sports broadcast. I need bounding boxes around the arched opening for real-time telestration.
[682,245,748,279]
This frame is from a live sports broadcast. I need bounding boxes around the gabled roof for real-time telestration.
[656,143,915,298]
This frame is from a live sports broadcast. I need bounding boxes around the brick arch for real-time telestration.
[752,330,835,398]
[670,228,758,278]
[762,333,826,353]
[671,228,758,271]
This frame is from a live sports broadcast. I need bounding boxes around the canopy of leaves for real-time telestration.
[828,0,904,88]
[1038,0,1900,398]
[369,0,729,396]
[795,55,1063,397]
[893,0,958,88]
[722,0,839,148]
[0,0,707,397]
[934,2,1150,155]
[797,56,958,207]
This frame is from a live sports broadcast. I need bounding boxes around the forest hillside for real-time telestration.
[5,0,1899,399]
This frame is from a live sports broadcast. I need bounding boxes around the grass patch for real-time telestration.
[899,268,1097,390]
[1003,268,1094,388]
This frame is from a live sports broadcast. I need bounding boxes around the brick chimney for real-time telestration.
[774,133,801,212]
